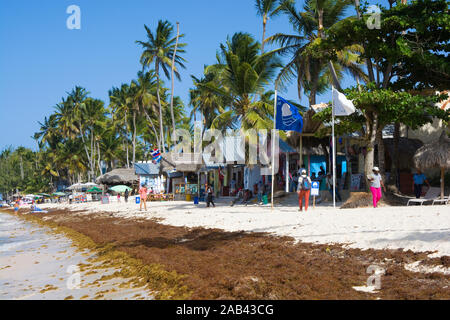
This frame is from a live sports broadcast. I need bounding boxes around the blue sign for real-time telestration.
[311,181,320,196]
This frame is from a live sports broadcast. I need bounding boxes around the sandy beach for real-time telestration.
[39,195,450,257]
[1,197,449,300]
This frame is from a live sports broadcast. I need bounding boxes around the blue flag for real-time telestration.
[276,96,303,133]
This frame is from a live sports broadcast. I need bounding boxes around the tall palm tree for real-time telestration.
[255,0,283,54]
[109,84,132,167]
[199,32,281,130]
[266,0,367,106]
[136,20,187,153]
[133,71,161,150]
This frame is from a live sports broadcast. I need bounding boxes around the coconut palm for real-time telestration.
[136,20,187,153]
[266,0,367,106]
[199,32,281,130]
[255,0,283,53]
[133,71,161,150]
[109,84,132,168]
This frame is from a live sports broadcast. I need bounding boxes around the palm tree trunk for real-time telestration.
[261,17,267,54]
[124,110,130,168]
[132,110,137,166]
[143,109,161,150]
[170,22,180,139]
[155,64,166,153]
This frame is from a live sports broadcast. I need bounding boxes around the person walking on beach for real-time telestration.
[124,189,129,203]
[205,183,215,208]
[412,169,430,199]
[139,184,148,211]
[367,167,386,208]
[297,169,312,212]
[14,201,19,215]
[117,193,121,203]
[326,173,342,202]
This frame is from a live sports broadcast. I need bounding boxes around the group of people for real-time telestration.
[295,166,391,211]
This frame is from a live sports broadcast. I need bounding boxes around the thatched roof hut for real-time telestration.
[95,168,138,185]
[413,131,450,198]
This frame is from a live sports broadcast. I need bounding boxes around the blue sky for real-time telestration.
[0,0,387,150]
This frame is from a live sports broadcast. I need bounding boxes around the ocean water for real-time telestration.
[0,213,41,257]
[0,211,152,300]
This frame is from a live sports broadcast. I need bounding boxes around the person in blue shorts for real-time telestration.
[412,169,430,198]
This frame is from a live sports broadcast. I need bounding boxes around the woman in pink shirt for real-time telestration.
[139,184,148,211]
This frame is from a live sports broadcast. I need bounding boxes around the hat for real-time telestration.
[301,169,307,176]
[372,167,380,172]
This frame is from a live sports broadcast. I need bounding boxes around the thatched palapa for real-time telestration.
[413,131,450,198]
[96,168,138,185]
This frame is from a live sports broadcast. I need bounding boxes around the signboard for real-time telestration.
[350,174,363,191]
[311,181,320,196]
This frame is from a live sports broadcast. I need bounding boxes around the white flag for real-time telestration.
[333,87,356,116]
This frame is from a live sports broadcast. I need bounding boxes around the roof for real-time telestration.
[96,168,139,185]
[279,139,296,154]
[414,131,450,170]
[134,162,160,176]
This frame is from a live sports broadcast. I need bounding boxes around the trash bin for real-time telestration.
[262,195,268,205]
[186,194,191,201]
[135,196,140,204]
[194,196,199,205]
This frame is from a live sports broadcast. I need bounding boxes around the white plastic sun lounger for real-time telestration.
[432,193,450,205]
[407,187,441,206]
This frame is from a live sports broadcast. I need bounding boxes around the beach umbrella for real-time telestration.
[67,183,83,191]
[83,182,99,188]
[413,131,450,199]
[109,185,132,193]
[52,192,67,197]
[87,186,102,193]
[37,193,51,197]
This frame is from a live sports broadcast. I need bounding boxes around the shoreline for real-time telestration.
[2,205,449,299]
[0,210,159,300]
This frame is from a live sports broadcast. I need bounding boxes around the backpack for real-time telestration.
[301,177,311,190]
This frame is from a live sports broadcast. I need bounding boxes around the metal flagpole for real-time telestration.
[271,90,278,210]
[332,86,336,209]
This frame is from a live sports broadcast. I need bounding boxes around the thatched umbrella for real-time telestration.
[95,168,138,186]
[413,131,450,198]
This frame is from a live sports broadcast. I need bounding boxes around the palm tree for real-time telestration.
[190,71,226,133]
[255,0,283,54]
[133,71,161,150]
[199,32,281,130]
[266,0,367,106]
[109,84,132,167]
[136,20,187,153]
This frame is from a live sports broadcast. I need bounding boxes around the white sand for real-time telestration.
[39,195,450,257]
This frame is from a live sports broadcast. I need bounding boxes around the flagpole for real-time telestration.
[271,90,278,210]
[332,86,336,209]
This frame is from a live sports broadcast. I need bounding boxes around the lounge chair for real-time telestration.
[432,192,450,205]
[407,187,441,206]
